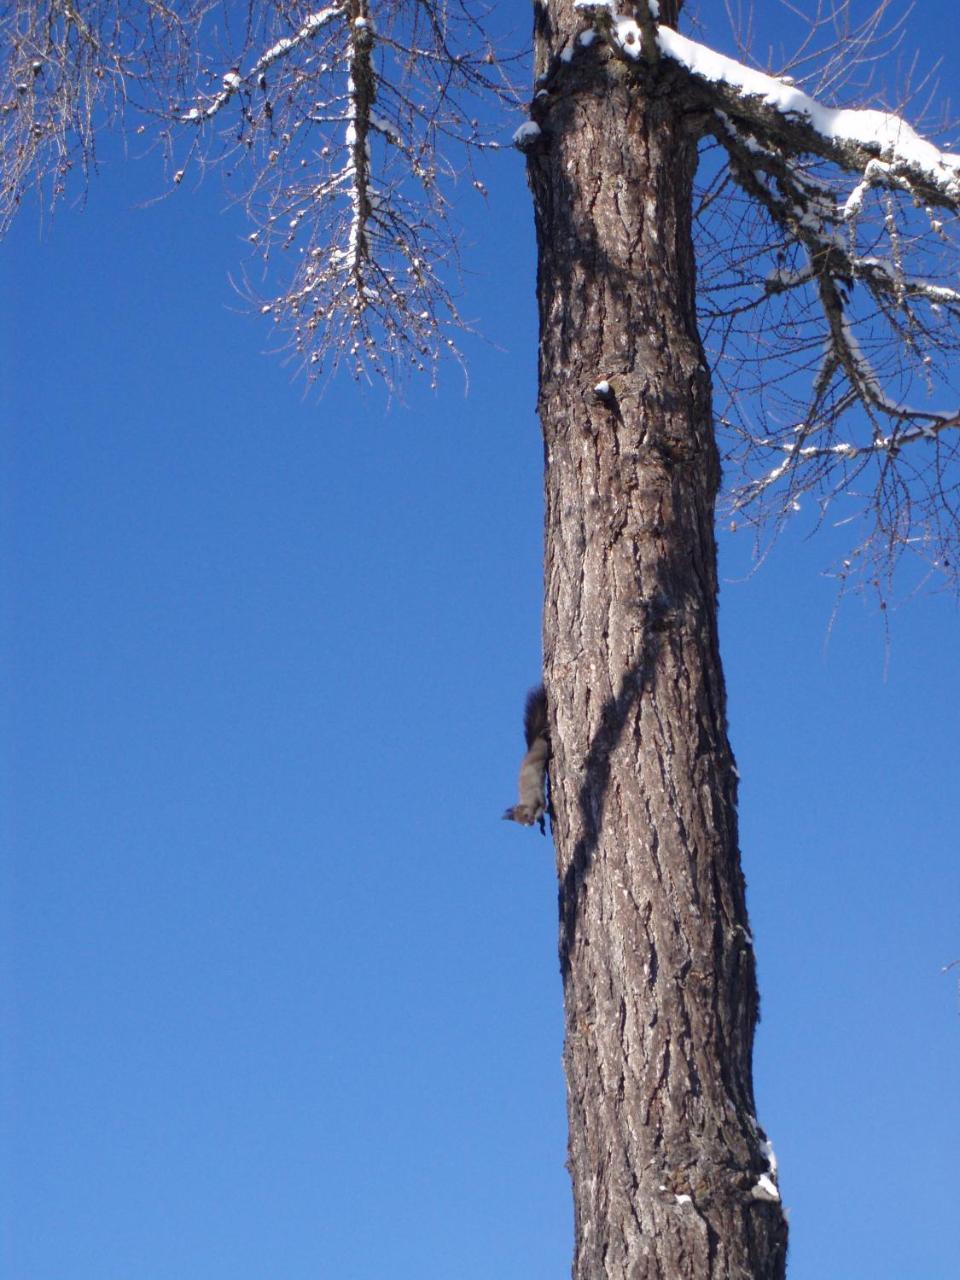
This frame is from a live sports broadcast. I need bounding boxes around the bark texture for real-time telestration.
[527,3,789,1276]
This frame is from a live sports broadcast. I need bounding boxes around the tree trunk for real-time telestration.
[527,4,789,1276]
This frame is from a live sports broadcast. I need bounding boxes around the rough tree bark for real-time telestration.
[527,2,789,1276]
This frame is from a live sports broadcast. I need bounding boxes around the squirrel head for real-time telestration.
[503,805,537,826]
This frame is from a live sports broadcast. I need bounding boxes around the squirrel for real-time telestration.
[502,684,550,835]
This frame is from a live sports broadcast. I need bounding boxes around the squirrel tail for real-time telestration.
[523,684,549,749]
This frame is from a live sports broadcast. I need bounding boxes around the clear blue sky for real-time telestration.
[3,6,958,1279]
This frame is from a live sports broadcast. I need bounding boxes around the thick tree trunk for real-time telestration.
[527,4,789,1277]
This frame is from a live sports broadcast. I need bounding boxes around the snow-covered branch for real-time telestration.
[632,9,960,588]
[216,0,517,386]
[655,26,960,207]
[524,2,960,586]
[179,6,347,124]
[739,409,960,503]
[242,1,487,386]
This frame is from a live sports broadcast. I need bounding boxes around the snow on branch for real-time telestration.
[655,26,960,205]
[615,5,960,591]
[242,6,471,387]
[190,0,516,388]
[178,6,347,124]
[553,1,960,589]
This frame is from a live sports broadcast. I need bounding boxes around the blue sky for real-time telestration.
[3,5,959,1279]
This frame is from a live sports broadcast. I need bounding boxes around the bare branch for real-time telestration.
[0,0,204,233]
[2,1,522,389]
